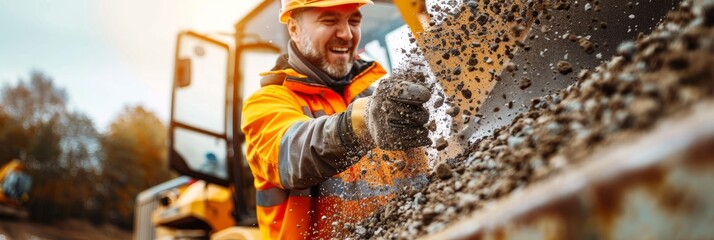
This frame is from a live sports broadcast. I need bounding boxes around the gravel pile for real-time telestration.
[347,0,714,239]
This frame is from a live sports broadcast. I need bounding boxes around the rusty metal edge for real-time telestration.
[424,99,714,240]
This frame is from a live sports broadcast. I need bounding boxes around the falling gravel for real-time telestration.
[347,0,714,239]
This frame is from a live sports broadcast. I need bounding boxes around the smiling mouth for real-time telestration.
[330,47,350,54]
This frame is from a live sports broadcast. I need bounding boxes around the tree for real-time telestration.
[0,70,103,223]
[1,70,67,129]
[0,108,28,165]
[100,105,170,228]
[54,112,103,220]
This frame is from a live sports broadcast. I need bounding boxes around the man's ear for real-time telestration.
[287,18,300,43]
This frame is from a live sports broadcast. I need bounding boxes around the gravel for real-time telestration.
[347,0,714,239]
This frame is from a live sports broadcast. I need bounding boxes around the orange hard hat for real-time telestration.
[279,0,374,24]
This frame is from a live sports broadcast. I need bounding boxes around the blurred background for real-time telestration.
[0,0,261,238]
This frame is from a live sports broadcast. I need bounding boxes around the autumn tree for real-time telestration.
[1,71,67,128]
[0,71,102,222]
[0,70,171,228]
[100,105,170,228]
[0,108,27,166]
[55,112,103,220]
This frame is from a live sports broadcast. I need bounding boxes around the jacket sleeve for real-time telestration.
[241,86,366,190]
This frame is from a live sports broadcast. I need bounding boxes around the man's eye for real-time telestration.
[349,19,361,25]
[322,19,337,25]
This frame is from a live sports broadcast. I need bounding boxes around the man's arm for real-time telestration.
[241,86,363,190]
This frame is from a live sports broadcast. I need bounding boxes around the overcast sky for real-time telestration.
[0,0,260,131]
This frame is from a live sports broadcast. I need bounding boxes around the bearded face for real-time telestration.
[289,4,362,79]
[297,31,355,79]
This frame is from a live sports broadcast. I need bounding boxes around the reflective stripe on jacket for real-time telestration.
[241,60,429,239]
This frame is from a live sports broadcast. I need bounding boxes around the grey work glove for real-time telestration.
[348,77,432,151]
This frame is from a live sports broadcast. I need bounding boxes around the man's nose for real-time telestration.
[335,22,353,41]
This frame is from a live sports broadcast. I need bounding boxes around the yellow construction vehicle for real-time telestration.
[0,159,32,219]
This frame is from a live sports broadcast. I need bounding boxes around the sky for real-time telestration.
[0,0,260,132]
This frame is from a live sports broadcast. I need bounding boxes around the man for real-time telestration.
[241,0,432,238]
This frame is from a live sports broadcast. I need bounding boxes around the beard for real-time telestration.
[297,31,354,79]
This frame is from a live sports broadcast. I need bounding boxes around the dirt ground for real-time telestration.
[0,218,131,240]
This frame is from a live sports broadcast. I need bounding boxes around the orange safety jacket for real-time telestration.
[242,53,429,239]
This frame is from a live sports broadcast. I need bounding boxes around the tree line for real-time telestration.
[0,70,173,229]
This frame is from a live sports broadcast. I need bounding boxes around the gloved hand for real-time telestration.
[350,77,432,151]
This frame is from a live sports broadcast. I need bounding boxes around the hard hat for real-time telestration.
[279,0,374,24]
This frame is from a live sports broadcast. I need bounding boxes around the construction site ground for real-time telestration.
[0,218,130,240]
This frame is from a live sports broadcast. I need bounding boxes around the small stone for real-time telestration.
[704,0,714,27]
[427,120,437,132]
[507,136,526,149]
[629,97,659,125]
[457,193,479,208]
[394,159,406,171]
[422,207,438,223]
[578,38,595,54]
[578,69,592,80]
[617,40,637,58]
[476,14,489,25]
[453,66,462,75]
[446,106,460,117]
[467,56,479,66]
[433,96,444,109]
[435,137,449,151]
[461,89,472,99]
[504,62,517,72]
[355,226,367,236]
[546,122,563,135]
[454,181,463,191]
[556,61,573,75]
[435,162,452,180]
[489,43,499,52]
[519,77,532,89]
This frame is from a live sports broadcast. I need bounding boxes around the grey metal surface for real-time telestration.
[425,100,714,240]
[463,0,679,142]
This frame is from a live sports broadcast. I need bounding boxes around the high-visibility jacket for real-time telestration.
[241,56,429,239]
